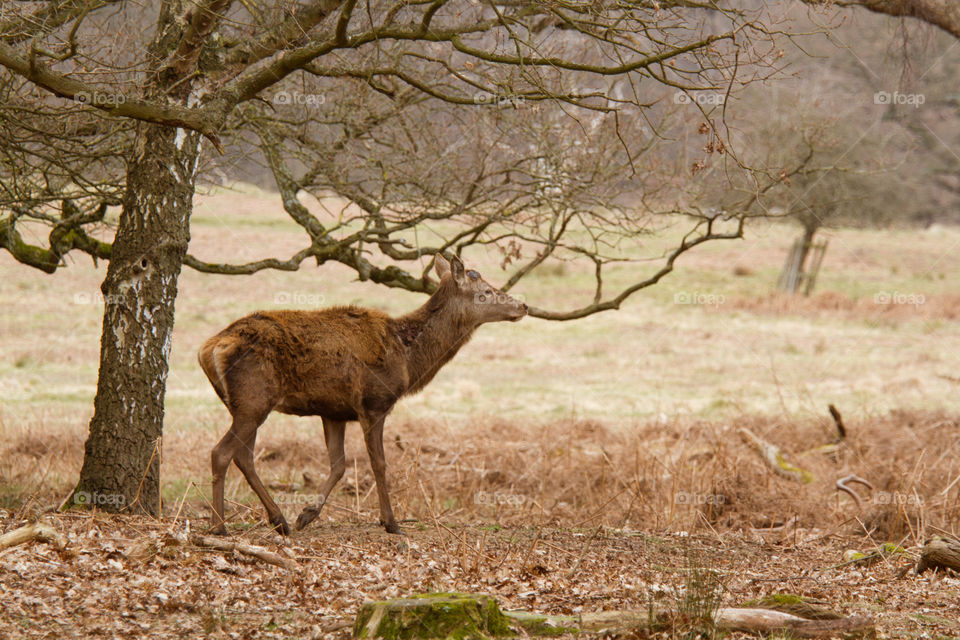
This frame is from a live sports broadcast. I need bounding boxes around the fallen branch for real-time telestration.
[828,404,847,439]
[191,535,297,571]
[836,475,873,508]
[0,521,68,552]
[828,544,907,571]
[750,515,799,534]
[916,537,960,574]
[715,608,875,639]
[739,427,814,483]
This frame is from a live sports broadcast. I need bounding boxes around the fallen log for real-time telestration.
[547,607,873,639]
[579,604,873,639]
[715,608,875,639]
[580,609,658,632]
[191,535,297,571]
[0,521,68,552]
[916,537,960,574]
[350,593,876,639]
[743,593,843,620]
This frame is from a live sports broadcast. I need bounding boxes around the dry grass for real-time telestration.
[3,190,960,428]
[3,410,957,546]
[724,291,960,322]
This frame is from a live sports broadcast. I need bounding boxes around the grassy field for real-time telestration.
[1,186,959,638]
[3,184,959,430]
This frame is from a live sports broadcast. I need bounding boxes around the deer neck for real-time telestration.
[396,287,476,395]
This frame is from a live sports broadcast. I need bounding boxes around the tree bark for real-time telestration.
[72,123,202,515]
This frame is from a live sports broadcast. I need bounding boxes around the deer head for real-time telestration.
[434,254,527,325]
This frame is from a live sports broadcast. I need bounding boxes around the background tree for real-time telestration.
[706,76,917,293]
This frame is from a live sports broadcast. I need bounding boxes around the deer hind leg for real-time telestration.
[211,411,286,535]
[360,411,401,534]
[296,417,346,531]
[232,422,290,535]
[209,356,282,535]
[210,427,239,535]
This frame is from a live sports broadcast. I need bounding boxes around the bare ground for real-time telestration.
[1,514,958,639]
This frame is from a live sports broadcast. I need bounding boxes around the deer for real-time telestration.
[198,255,527,535]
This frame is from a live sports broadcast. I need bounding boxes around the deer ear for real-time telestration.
[434,254,451,279]
[450,255,466,283]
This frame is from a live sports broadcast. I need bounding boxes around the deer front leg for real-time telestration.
[360,412,401,534]
[296,418,346,531]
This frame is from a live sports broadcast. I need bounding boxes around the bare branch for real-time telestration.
[0,41,223,146]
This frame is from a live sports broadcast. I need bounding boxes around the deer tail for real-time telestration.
[198,337,238,407]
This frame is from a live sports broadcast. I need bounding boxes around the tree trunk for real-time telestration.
[778,222,819,294]
[73,123,202,515]
[795,223,817,281]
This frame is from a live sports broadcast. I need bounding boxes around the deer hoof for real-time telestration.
[295,508,318,531]
[381,520,404,535]
[270,515,291,536]
[210,523,228,536]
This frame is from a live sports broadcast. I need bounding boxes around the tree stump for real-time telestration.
[353,593,512,640]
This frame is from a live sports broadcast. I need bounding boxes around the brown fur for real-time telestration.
[200,255,526,535]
